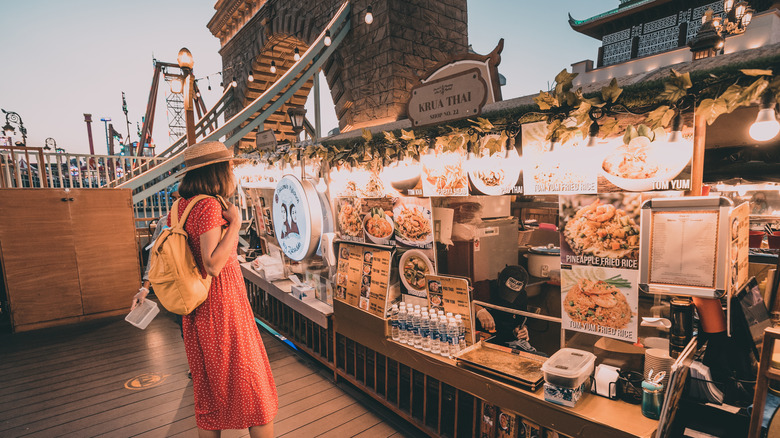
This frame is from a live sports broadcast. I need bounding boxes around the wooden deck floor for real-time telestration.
[0,308,423,437]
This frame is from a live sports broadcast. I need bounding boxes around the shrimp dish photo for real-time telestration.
[563,200,639,259]
[338,200,363,237]
[564,278,633,329]
[394,206,432,243]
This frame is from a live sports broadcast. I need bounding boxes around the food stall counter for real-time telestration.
[241,263,332,328]
[334,299,657,438]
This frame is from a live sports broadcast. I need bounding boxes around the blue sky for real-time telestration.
[0,0,616,155]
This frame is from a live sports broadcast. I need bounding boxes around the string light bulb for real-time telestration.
[585,121,600,147]
[365,5,374,24]
[231,77,237,88]
[293,47,300,61]
[668,113,684,143]
[270,60,277,74]
[324,29,332,47]
[750,92,780,142]
[248,72,254,82]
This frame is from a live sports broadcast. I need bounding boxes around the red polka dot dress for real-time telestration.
[170,197,278,430]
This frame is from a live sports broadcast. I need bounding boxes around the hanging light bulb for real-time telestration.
[585,121,600,147]
[248,72,254,82]
[324,29,332,47]
[231,76,237,87]
[315,177,328,193]
[668,113,684,143]
[270,60,277,74]
[293,47,301,61]
[365,5,374,24]
[750,92,780,142]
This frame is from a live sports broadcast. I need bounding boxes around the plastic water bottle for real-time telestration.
[455,314,467,351]
[430,314,440,354]
[397,305,408,344]
[412,311,422,349]
[447,317,459,357]
[390,304,400,341]
[439,315,450,357]
[421,312,431,352]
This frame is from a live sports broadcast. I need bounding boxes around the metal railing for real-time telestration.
[0,147,165,190]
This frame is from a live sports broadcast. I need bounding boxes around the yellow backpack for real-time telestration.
[148,195,214,315]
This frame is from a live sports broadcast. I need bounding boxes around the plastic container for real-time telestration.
[125,299,160,329]
[542,348,596,388]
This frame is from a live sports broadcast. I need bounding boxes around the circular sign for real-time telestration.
[272,175,323,261]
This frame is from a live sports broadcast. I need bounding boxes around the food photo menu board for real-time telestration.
[335,196,437,298]
[425,274,475,346]
[521,120,694,195]
[559,194,643,343]
[334,242,394,318]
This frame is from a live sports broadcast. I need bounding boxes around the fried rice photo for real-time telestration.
[563,200,639,259]
[564,278,633,329]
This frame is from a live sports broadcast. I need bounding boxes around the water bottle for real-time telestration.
[421,306,428,315]
[421,312,431,352]
[455,314,466,350]
[397,305,408,344]
[447,317,459,357]
[390,304,400,341]
[439,315,450,357]
[412,311,422,349]
[430,314,440,354]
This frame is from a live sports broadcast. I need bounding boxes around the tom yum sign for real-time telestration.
[407,68,487,127]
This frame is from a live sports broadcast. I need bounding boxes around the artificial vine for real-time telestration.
[243,61,780,169]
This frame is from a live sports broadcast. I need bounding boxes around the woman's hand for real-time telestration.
[222,203,240,225]
[476,308,496,332]
[131,286,149,310]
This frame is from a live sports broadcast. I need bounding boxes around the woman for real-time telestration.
[133,141,277,438]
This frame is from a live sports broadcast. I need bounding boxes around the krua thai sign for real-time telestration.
[407,68,488,127]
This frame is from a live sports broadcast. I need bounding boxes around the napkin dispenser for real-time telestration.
[591,364,620,399]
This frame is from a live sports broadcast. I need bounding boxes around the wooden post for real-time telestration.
[690,112,707,196]
[690,110,727,333]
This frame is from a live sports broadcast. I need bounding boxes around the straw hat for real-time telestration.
[177,140,247,176]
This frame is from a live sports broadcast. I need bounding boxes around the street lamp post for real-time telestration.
[2,109,27,146]
[177,48,197,146]
[287,106,307,180]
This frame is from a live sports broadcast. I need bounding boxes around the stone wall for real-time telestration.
[215,0,469,132]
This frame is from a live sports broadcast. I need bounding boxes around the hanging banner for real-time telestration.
[421,135,469,196]
[521,121,694,195]
[521,121,599,195]
[559,193,643,343]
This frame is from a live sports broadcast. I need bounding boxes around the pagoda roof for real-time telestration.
[568,0,677,40]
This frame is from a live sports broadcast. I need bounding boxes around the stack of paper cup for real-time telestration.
[644,348,673,389]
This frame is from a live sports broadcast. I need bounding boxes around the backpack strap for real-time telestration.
[170,195,213,230]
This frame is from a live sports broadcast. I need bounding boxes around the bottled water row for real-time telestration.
[389,303,466,357]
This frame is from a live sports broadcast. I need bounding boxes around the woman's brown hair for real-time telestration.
[178,161,234,199]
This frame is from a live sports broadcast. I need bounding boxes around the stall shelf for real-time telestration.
[333,300,658,438]
[241,263,333,367]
